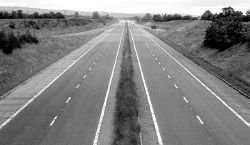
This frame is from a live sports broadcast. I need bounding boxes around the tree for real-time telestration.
[142,13,152,21]
[74,11,80,20]
[92,11,100,19]
[54,12,65,19]
[33,12,39,19]
[204,7,248,49]
[17,10,23,19]
[153,14,162,22]
[201,10,214,20]
[10,11,17,19]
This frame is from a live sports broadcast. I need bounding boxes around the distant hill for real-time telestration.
[0,6,145,18]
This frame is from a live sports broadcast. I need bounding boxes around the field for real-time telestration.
[142,20,250,96]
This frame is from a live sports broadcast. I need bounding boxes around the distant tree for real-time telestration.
[153,14,162,22]
[243,9,250,22]
[172,14,182,20]
[33,12,39,19]
[142,13,152,21]
[17,10,23,19]
[201,10,214,20]
[10,11,17,19]
[54,12,65,19]
[92,11,100,19]
[3,11,9,19]
[74,12,80,20]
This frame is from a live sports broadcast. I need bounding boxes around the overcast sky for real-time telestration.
[0,0,249,15]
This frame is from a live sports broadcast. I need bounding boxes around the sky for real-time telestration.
[0,0,249,15]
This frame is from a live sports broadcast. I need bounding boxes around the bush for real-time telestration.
[0,30,8,50]
[204,7,248,49]
[9,21,15,29]
[19,30,38,44]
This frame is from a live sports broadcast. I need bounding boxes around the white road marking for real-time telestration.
[93,62,96,64]
[174,84,178,88]
[129,24,163,145]
[168,75,171,78]
[183,97,189,103]
[50,116,58,126]
[100,54,102,56]
[136,24,250,127]
[138,116,143,145]
[163,68,165,71]
[159,62,161,65]
[76,84,80,88]
[153,54,155,56]
[66,97,71,103]
[196,115,204,125]
[155,58,158,60]
[89,67,91,71]
[151,51,152,53]
[83,74,87,79]
[0,30,110,130]
[93,26,125,145]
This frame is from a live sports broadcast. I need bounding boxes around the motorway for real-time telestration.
[128,22,250,145]
[0,22,124,145]
[0,20,250,145]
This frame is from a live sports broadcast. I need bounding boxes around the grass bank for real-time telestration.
[142,20,250,97]
[112,22,140,145]
[0,30,102,97]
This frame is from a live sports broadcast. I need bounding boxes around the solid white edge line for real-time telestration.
[0,30,110,130]
[183,97,189,103]
[50,116,58,126]
[66,97,71,103]
[93,24,125,145]
[136,24,250,127]
[129,23,163,145]
[196,115,204,125]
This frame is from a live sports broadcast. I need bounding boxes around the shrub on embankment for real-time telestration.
[113,22,140,145]
[0,29,38,54]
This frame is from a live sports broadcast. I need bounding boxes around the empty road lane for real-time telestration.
[129,22,250,145]
[0,22,125,145]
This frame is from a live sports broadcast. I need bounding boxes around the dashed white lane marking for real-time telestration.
[89,67,92,71]
[183,97,189,103]
[168,75,171,78]
[153,54,155,56]
[93,62,96,64]
[159,62,161,65]
[0,31,110,130]
[76,84,80,88]
[163,68,165,71]
[66,97,71,103]
[174,84,178,88]
[136,24,250,127]
[155,58,158,60]
[99,54,102,56]
[83,75,87,79]
[93,26,125,145]
[196,115,204,125]
[50,116,58,126]
[151,51,152,53]
[129,24,163,145]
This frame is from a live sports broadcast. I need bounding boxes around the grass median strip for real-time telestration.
[112,22,140,145]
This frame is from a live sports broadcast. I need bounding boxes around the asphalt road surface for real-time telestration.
[128,22,250,145]
[1,21,250,145]
[0,22,124,145]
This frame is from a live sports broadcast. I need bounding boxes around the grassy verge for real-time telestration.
[144,24,250,98]
[112,22,140,145]
[0,31,102,97]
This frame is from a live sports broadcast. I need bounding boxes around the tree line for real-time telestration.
[201,9,250,22]
[141,13,198,22]
[0,10,65,19]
